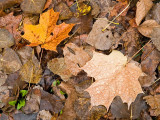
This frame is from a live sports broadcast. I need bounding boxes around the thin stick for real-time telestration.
[141,47,155,61]
[102,0,132,31]
[126,39,152,64]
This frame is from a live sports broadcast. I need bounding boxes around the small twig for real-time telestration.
[151,77,160,86]
[126,39,152,64]
[141,46,155,62]
[102,0,132,31]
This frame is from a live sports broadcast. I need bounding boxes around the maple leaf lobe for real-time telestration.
[22,9,74,51]
[82,51,143,110]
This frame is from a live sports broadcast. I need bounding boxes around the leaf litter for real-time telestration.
[0,0,160,119]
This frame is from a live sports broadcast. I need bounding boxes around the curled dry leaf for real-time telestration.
[47,58,72,81]
[136,0,153,26]
[144,95,160,116]
[86,18,116,50]
[151,27,160,51]
[137,20,160,38]
[63,43,91,75]
[22,9,74,51]
[82,51,144,110]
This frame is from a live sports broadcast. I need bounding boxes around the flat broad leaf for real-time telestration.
[19,51,42,84]
[135,0,153,26]
[81,51,144,110]
[22,9,74,51]
[63,43,91,75]
[137,20,160,38]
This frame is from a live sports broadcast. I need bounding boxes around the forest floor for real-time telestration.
[0,0,160,120]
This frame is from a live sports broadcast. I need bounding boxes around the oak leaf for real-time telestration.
[22,9,74,51]
[81,51,144,110]
[135,0,153,26]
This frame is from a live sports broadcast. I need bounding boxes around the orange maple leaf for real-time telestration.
[22,9,75,51]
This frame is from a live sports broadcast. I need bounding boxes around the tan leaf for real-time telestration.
[47,58,72,81]
[63,43,91,75]
[19,51,42,84]
[86,18,115,50]
[138,20,160,37]
[81,51,143,110]
[135,0,153,26]
[144,95,160,116]
[151,27,160,51]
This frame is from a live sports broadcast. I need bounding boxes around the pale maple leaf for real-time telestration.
[81,50,144,110]
[22,9,74,51]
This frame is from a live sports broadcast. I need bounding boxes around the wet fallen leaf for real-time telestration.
[0,12,22,42]
[82,50,144,110]
[55,2,73,20]
[144,95,160,116]
[121,27,140,57]
[137,20,160,38]
[86,18,116,50]
[110,0,129,17]
[40,89,64,114]
[135,0,153,26]
[0,48,22,74]
[19,51,42,84]
[63,43,91,75]
[57,82,78,120]
[22,88,41,114]
[22,9,74,51]
[151,27,160,51]
[141,43,160,76]
[43,0,52,10]
[37,110,52,120]
[111,94,147,119]
[48,58,72,81]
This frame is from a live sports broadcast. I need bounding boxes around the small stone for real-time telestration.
[0,29,15,51]
[0,48,22,74]
[21,0,46,14]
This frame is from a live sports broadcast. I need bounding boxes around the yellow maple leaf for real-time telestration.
[22,9,75,51]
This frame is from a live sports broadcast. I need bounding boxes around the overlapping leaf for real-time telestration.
[82,51,144,110]
[22,9,74,51]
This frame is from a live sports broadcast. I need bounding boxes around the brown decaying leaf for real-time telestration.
[47,58,72,81]
[151,27,160,51]
[22,9,74,51]
[57,82,78,120]
[43,0,52,10]
[110,0,129,17]
[121,27,140,57]
[0,12,22,42]
[19,51,42,84]
[63,43,91,76]
[137,20,160,38]
[82,51,144,110]
[144,95,160,116]
[86,18,115,50]
[135,0,153,26]
[141,43,160,76]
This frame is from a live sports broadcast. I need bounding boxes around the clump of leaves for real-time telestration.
[9,90,28,110]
